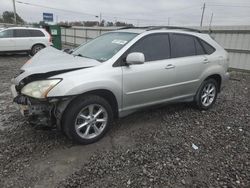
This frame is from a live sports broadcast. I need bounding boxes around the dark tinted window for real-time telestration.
[200,39,215,54]
[29,30,45,37]
[0,29,14,38]
[170,34,196,58]
[129,34,170,62]
[14,29,30,37]
[194,37,206,55]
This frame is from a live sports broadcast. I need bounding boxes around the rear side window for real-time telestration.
[129,34,171,62]
[29,30,45,37]
[14,29,30,37]
[170,34,196,58]
[199,39,215,54]
[0,29,14,38]
[194,37,206,55]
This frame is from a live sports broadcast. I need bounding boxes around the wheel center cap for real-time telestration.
[89,118,95,123]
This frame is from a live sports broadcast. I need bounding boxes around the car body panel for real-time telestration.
[14,47,101,84]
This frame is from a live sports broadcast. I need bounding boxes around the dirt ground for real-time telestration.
[0,53,249,188]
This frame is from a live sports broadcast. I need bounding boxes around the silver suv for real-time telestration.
[11,26,229,144]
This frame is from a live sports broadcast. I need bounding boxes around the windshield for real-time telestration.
[72,32,138,62]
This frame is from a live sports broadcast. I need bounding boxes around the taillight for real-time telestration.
[43,29,52,42]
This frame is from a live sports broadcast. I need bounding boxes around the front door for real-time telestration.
[122,33,177,111]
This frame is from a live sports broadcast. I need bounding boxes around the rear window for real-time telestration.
[199,39,215,55]
[170,34,196,58]
[194,37,206,55]
[14,29,30,37]
[29,30,45,37]
[13,29,45,38]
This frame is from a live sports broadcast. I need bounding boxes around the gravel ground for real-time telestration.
[0,53,249,188]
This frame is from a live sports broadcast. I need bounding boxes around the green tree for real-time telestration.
[100,19,105,27]
[2,11,25,24]
[107,21,114,27]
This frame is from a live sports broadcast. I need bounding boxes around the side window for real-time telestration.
[194,37,206,55]
[199,39,215,55]
[129,34,170,62]
[0,29,14,38]
[14,29,30,38]
[29,30,45,37]
[170,34,196,58]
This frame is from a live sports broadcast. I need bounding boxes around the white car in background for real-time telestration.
[0,27,52,55]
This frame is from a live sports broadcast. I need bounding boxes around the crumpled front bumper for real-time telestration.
[10,84,29,116]
[10,84,53,125]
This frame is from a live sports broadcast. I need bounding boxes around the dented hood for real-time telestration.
[15,47,100,84]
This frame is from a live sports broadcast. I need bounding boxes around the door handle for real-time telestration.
[203,58,209,64]
[165,64,175,69]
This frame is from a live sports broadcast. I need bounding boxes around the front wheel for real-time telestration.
[62,95,113,144]
[195,78,218,110]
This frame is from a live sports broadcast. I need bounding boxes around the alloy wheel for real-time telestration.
[201,83,216,107]
[74,104,108,139]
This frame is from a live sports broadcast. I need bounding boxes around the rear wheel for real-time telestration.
[62,95,113,144]
[30,44,45,55]
[195,78,218,110]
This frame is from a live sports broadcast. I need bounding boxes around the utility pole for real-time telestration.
[12,0,17,24]
[168,17,170,26]
[209,13,214,30]
[99,12,102,26]
[200,2,206,28]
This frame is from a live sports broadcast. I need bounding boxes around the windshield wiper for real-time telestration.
[74,54,90,58]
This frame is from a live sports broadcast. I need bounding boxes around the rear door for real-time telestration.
[13,29,32,50]
[169,33,207,97]
[122,33,177,110]
[0,29,15,51]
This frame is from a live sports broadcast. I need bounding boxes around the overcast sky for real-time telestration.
[1,0,250,26]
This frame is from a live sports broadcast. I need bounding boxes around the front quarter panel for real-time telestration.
[47,65,123,109]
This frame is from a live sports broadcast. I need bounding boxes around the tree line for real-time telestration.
[0,11,134,27]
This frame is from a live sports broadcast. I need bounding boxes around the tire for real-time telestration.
[195,78,218,110]
[30,44,45,56]
[62,95,113,144]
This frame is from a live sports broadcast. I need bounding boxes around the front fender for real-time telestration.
[47,72,122,109]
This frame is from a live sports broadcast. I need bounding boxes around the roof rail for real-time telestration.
[117,26,153,30]
[117,26,201,33]
[146,26,201,33]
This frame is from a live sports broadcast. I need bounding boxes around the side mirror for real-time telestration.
[126,52,145,65]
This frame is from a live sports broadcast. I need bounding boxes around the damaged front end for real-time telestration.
[11,71,75,129]
[13,93,56,126]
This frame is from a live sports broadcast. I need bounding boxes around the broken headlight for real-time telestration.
[21,79,61,99]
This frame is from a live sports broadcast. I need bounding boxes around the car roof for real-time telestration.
[4,27,42,30]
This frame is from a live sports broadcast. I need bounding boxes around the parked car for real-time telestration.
[0,27,52,55]
[11,26,229,144]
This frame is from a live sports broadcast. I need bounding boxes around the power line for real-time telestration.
[207,4,250,8]
[16,1,99,17]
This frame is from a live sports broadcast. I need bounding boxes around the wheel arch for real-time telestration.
[82,89,119,119]
[204,74,222,92]
[31,43,46,50]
